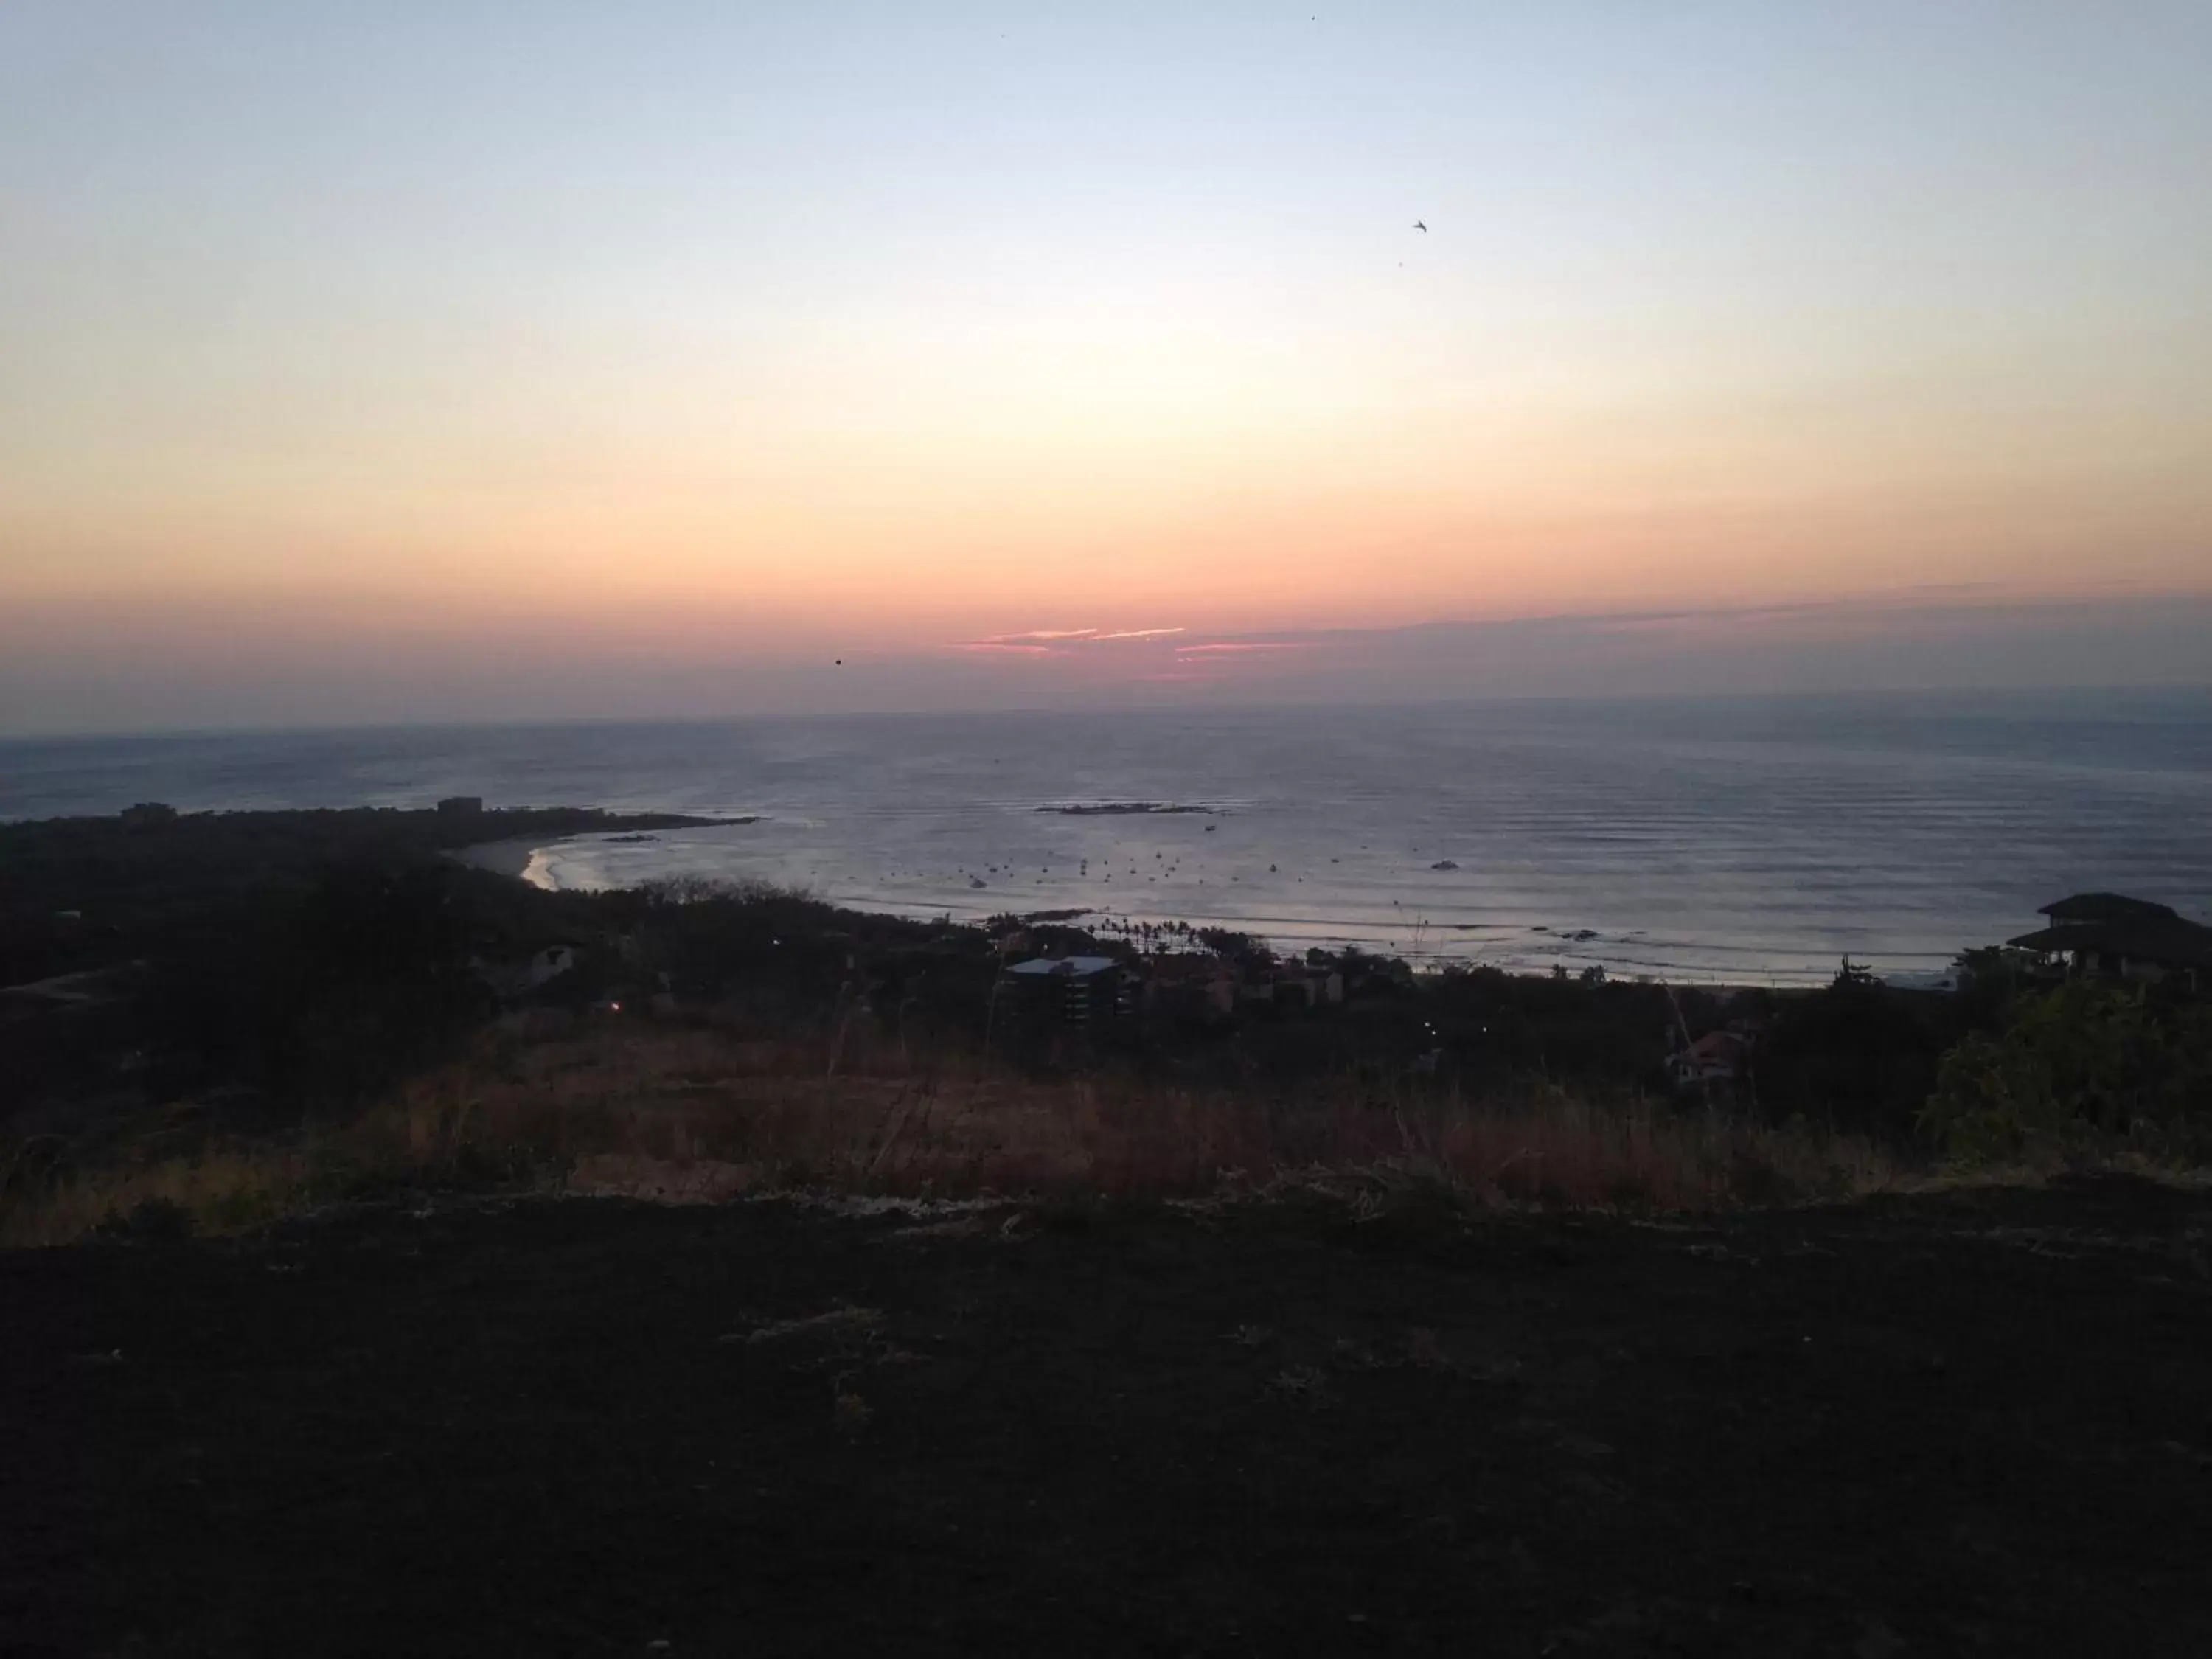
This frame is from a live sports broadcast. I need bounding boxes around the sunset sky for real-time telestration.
[4,2,2209,732]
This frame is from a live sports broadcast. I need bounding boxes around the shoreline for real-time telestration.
[440,807,1994,990]
[447,835,557,882]
[450,829,1880,993]
[448,811,751,886]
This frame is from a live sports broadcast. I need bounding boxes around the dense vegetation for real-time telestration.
[1924,979,2212,1160]
[2,807,718,1124]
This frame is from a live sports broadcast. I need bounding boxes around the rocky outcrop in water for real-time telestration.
[1037,802,1216,816]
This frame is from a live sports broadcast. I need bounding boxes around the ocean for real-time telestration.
[4,689,2208,986]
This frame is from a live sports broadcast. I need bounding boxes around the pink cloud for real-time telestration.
[953,625,1187,655]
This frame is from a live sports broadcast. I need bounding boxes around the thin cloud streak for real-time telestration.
[958,626,1186,654]
[4,587,2208,737]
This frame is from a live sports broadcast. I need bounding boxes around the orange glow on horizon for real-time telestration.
[4,4,2208,731]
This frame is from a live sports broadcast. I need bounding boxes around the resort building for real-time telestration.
[1006,955,1129,1026]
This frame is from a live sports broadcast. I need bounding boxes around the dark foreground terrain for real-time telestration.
[7,1178,2210,1657]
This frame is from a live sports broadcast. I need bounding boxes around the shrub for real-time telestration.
[1921,982,2212,1161]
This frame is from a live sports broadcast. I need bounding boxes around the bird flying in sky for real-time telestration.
[1413,220,1427,232]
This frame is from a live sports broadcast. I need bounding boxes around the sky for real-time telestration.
[2,1,2208,733]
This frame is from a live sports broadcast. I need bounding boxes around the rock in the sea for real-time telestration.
[1430,859,1459,870]
[1038,801,1213,816]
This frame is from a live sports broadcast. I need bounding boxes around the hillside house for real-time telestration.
[1269,967,1344,1010]
[1146,954,1239,1019]
[1669,1029,1750,1090]
[2006,893,2212,992]
[475,942,581,1001]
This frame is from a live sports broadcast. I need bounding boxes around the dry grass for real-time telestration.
[0,1146,311,1248]
[366,1026,1903,1210]
[4,1023,1905,1246]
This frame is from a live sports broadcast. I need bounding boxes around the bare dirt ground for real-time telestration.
[6,1176,2210,1657]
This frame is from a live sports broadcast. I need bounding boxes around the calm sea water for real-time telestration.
[4,690,2208,985]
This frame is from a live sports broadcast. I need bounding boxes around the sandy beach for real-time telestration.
[448,814,748,888]
[445,835,557,882]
